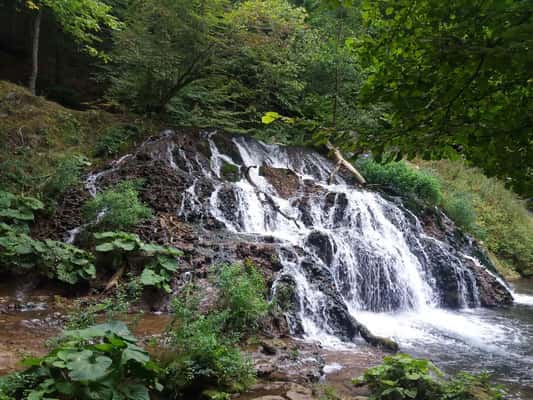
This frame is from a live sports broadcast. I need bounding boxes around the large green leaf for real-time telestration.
[68,354,113,382]
[121,383,150,400]
[139,268,165,286]
[95,242,115,252]
[0,209,34,221]
[121,344,150,365]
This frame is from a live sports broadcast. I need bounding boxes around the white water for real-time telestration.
[82,132,532,396]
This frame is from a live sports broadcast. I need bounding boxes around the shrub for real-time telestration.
[44,154,91,200]
[215,262,269,336]
[82,181,153,231]
[441,192,478,233]
[0,223,95,284]
[94,231,182,293]
[356,159,442,205]
[0,321,162,400]
[354,354,505,400]
[94,124,141,157]
[163,294,255,398]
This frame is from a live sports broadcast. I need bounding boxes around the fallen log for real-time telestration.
[326,141,366,185]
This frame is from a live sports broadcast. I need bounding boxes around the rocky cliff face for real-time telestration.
[35,129,513,344]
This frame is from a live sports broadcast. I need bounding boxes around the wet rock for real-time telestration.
[285,383,313,400]
[259,167,300,198]
[251,340,324,384]
[261,340,278,356]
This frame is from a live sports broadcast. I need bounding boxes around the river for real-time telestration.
[349,278,533,399]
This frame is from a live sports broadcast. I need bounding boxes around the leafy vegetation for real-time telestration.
[0,190,44,228]
[94,124,141,157]
[215,262,269,336]
[0,191,95,283]
[163,294,256,397]
[83,181,153,231]
[356,159,442,205]
[95,231,182,292]
[0,321,161,400]
[44,154,91,200]
[354,0,532,197]
[0,223,96,284]
[355,353,505,400]
[420,160,533,277]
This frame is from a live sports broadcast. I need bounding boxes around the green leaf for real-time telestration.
[139,268,165,286]
[121,344,150,365]
[261,111,282,124]
[121,383,150,400]
[95,242,115,252]
[157,256,178,272]
[68,354,113,381]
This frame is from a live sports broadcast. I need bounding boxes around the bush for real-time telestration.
[442,192,478,232]
[0,223,96,284]
[94,231,182,293]
[94,124,141,157]
[44,154,91,200]
[215,262,269,336]
[0,191,95,284]
[0,190,44,228]
[164,294,256,398]
[0,321,162,400]
[356,159,442,205]
[82,181,153,231]
[354,354,505,400]
[162,263,266,397]
[419,160,533,277]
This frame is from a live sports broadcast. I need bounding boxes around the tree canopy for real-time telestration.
[354,0,532,196]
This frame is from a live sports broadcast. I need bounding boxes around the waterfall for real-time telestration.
[170,134,503,342]
[82,131,512,345]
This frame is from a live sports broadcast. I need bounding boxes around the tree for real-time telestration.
[353,0,532,197]
[21,0,120,95]
[105,0,228,113]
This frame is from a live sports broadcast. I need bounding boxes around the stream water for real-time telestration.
[355,280,533,399]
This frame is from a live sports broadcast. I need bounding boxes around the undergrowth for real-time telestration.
[354,353,505,400]
[419,160,533,277]
[82,181,153,231]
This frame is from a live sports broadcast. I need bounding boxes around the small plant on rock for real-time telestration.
[215,262,269,336]
[163,292,256,398]
[82,181,153,231]
[44,154,91,200]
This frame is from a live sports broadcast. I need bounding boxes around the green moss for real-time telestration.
[0,80,158,196]
[221,162,240,182]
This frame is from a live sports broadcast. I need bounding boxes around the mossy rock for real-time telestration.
[221,162,240,182]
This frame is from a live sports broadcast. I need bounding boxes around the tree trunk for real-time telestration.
[28,8,42,96]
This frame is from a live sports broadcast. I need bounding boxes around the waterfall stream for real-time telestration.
[82,131,532,397]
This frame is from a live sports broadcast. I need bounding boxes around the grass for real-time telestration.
[0,80,159,196]
[418,160,533,278]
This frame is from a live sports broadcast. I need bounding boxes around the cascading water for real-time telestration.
[83,130,532,397]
